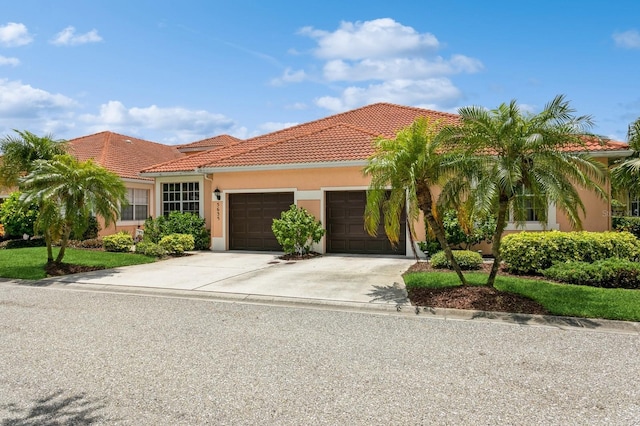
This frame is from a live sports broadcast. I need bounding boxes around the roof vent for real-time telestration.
[124,139,132,144]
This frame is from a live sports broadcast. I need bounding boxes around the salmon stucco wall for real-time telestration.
[208,165,415,253]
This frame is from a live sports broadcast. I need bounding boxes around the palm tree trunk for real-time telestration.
[55,229,71,263]
[487,199,509,287]
[417,183,468,286]
[45,231,54,264]
[407,223,419,261]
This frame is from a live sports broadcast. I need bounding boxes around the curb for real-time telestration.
[3,279,638,335]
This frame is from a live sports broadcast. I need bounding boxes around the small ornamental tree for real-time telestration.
[272,205,325,256]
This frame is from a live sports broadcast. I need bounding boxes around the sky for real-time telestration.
[1,0,639,145]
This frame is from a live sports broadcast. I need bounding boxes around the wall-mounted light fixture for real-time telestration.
[213,188,221,201]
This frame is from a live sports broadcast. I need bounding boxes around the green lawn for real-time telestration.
[0,247,156,280]
[404,271,640,322]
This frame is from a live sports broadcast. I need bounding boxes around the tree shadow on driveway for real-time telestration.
[1,390,111,425]
[367,282,410,310]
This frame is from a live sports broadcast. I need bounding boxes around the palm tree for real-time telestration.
[611,117,640,203]
[0,130,67,189]
[439,95,608,287]
[19,154,127,264]
[364,117,468,285]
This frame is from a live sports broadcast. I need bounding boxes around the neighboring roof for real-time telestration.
[68,131,184,181]
[177,134,242,153]
[140,102,631,174]
[142,102,458,173]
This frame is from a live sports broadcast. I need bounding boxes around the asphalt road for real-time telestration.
[1,284,639,425]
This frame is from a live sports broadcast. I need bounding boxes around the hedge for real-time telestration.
[501,231,640,274]
[430,250,483,270]
[103,232,134,253]
[542,258,640,289]
[612,216,640,240]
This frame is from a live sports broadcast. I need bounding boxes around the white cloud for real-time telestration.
[259,121,299,133]
[323,55,483,82]
[316,78,461,112]
[80,101,239,144]
[51,26,102,46]
[613,29,640,49]
[0,22,32,47]
[0,55,20,66]
[270,68,307,86]
[0,79,77,117]
[285,102,308,110]
[283,18,482,113]
[300,18,439,60]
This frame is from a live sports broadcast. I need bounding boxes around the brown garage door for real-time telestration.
[326,190,406,255]
[229,192,294,251]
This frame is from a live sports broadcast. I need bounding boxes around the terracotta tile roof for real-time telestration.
[177,134,241,153]
[571,136,629,152]
[142,102,458,173]
[212,124,381,167]
[140,102,630,174]
[68,131,184,180]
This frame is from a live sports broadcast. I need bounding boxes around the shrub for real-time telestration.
[543,258,640,289]
[612,216,640,240]
[501,231,640,274]
[272,205,325,256]
[67,238,103,249]
[70,215,100,241]
[425,209,496,250]
[0,237,46,250]
[143,212,210,250]
[103,232,134,252]
[159,233,195,255]
[430,250,483,270]
[135,241,167,257]
[0,192,38,238]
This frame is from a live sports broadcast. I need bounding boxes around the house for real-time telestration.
[67,131,185,235]
[140,103,631,256]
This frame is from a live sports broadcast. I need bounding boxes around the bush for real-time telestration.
[0,192,38,238]
[272,205,325,256]
[159,233,195,255]
[430,250,483,270]
[543,258,640,289]
[70,215,100,241]
[103,232,134,252]
[501,231,640,275]
[143,212,210,250]
[135,241,167,257]
[612,216,640,240]
[0,237,46,250]
[67,238,103,249]
[425,209,496,250]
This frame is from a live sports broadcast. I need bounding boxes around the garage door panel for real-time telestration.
[326,190,406,255]
[229,192,294,251]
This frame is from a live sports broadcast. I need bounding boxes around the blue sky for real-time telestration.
[1,0,639,145]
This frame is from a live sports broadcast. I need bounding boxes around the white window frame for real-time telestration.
[154,175,205,219]
[120,188,150,222]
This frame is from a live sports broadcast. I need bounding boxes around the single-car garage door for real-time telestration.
[229,192,294,251]
[326,190,406,255]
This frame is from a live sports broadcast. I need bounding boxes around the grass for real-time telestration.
[404,271,640,322]
[0,247,156,280]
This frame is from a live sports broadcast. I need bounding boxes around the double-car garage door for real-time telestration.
[228,190,406,255]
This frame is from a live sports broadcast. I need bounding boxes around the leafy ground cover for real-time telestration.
[404,263,640,322]
[0,247,156,280]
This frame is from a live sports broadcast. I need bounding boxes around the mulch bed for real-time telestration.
[405,261,550,315]
[45,263,106,277]
[278,252,322,261]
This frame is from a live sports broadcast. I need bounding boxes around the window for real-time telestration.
[510,192,540,223]
[121,188,149,221]
[630,195,640,217]
[162,182,200,216]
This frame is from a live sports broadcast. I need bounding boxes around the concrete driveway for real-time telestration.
[41,252,415,305]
